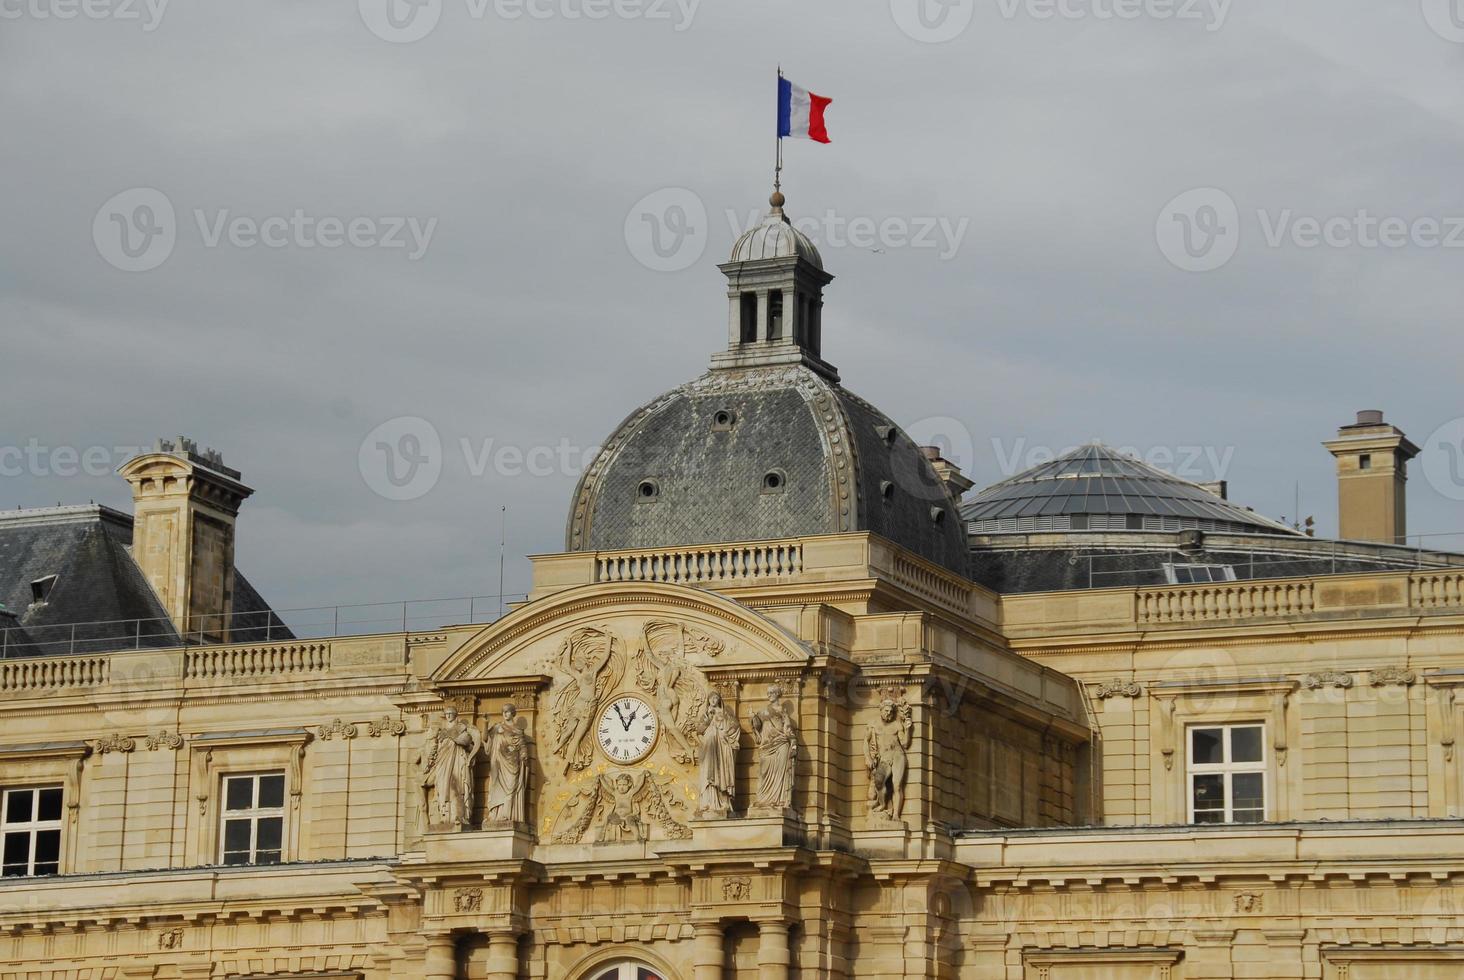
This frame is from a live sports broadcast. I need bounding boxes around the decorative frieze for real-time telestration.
[157,927,184,950]
[453,887,483,913]
[721,876,751,901]
[1234,891,1263,912]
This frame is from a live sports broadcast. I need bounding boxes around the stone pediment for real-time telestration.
[433,581,811,685]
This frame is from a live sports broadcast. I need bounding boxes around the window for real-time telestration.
[1358,453,1372,471]
[1,787,62,877]
[220,773,285,865]
[767,290,783,340]
[29,576,56,604]
[739,293,757,343]
[1164,563,1237,585]
[1188,724,1265,824]
[590,964,666,980]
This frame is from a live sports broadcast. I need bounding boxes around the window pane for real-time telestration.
[1193,809,1225,824]
[1192,773,1225,816]
[222,819,252,854]
[36,789,62,823]
[1191,729,1223,765]
[0,865,25,877]
[1232,772,1265,813]
[592,970,619,980]
[1231,809,1264,824]
[5,790,32,824]
[222,850,251,866]
[2,833,28,869]
[1230,727,1264,763]
[257,774,285,809]
[33,830,59,867]
[639,971,666,980]
[1174,567,1193,584]
[254,849,282,865]
[256,817,282,853]
[224,777,253,811]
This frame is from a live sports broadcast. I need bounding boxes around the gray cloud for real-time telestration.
[3,0,1463,616]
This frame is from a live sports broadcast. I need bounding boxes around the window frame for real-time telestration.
[1186,722,1267,825]
[1163,562,1238,585]
[218,771,287,866]
[0,785,64,877]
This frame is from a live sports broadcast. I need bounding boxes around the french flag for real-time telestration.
[777,75,831,144]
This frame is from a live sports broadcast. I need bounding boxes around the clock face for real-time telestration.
[597,695,658,764]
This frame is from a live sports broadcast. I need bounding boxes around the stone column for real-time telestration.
[485,931,520,980]
[692,921,724,980]
[757,919,791,980]
[423,931,457,980]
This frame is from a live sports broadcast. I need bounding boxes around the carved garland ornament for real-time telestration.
[316,718,359,741]
[145,730,184,751]
[1369,667,1417,687]
[92,734,135,755]
[1302,671,1354,690]
[1094,679,1142,699]
[367,716,407,737]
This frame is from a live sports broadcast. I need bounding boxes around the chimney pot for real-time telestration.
[1355,409,1384,426]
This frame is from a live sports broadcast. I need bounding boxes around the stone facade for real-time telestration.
[1,531,1462,977]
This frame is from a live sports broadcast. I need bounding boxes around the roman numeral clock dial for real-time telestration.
[596,695,658,764]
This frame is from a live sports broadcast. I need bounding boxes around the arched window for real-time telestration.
[767,289,784,340]
[588,964,666,980]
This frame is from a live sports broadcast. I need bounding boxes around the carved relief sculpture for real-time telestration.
[636,621,710,764]
[545,626,621,775]
[865,697,914,823]
[483,703,530,826]
[750,684,798,812]
[696,690,740,818]
[551,768,690,844]
[416,707,482,832]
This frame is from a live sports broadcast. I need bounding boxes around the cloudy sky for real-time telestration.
[4,0,1464,627]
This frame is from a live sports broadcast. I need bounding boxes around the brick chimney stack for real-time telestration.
[1322,411,1419,545]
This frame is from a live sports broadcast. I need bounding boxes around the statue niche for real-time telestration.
[865,697,913,825]
[483,702,531,827]
[750,684,798,814]
[416,706,482,832]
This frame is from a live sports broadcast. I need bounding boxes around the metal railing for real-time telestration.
[0,592,528,659]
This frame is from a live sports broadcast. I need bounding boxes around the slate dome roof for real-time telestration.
[961,443,1298,536]
[728,194,823,269]
[565,364,969,574]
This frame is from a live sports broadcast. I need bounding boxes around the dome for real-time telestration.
[565,364,969,574]
[728,194,823,269]
[961,443,1299,536]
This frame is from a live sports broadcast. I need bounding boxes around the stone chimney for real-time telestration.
[920,446,975,502]
[118,438,253,642]
[1322,411,1419,544]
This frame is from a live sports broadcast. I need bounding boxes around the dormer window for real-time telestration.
[29,576,56,605]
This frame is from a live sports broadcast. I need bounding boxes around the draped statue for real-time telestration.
[416,707,482,832]
[750,684,798,812]
[483,703,530,827]
[696,691,740,818]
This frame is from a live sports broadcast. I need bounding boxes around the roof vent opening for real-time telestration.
[30,575,57,605]
[762,470,786,494]
[712,409,736,431]
[636,479,660,502]
[876,425,898,447]
[930,506,946,526]
[880,480,895,503]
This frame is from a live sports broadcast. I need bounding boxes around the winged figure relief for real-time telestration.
[550,768,690,844]
[544,626,624,775]
[635,621,711,764]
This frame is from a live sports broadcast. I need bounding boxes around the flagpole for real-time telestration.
[775,65,783,196]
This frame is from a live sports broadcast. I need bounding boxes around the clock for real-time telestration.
[597,694,658,764]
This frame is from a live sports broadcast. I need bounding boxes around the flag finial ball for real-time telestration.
[769,190,786,209]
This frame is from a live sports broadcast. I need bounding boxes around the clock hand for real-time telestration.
[625,708,638,731]
[612,704,628,728]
